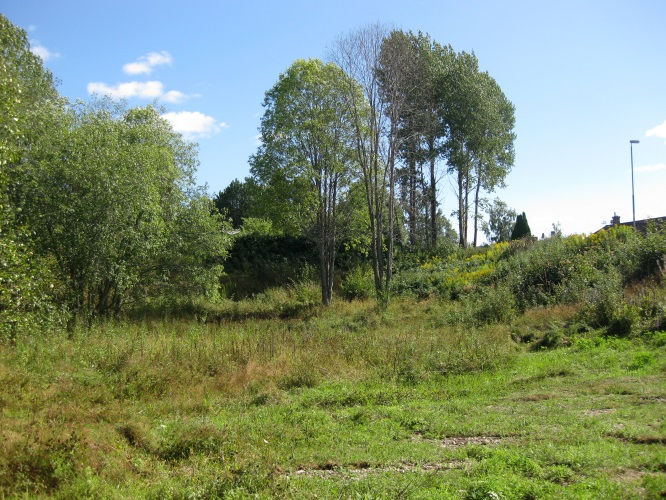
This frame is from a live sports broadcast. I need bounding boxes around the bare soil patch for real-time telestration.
[518,393,556,402]
[411,435,506,447]
[291,460,470,478]
[609,433,666,445]
[582,408,615,417]
[638,395,666,404]
[614,468,644,482]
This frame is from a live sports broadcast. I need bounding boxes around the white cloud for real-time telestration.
[161,90,187,103]
[87,80,194,103]
[161,111,227,138]
[87,80,164,99]
[646,120,666,139]
[30,40,60,62]
[635,163,666,173]
[27,25,37,32]
[123,51,172,75]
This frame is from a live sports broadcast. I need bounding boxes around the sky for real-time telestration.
[4,0,665,240]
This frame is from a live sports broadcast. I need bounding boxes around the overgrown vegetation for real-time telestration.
[1,14,665,498]
[1,294,665,497]
[2,225,665,497]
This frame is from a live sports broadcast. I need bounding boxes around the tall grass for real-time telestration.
[0,298,520,495]
[2,226,664,496]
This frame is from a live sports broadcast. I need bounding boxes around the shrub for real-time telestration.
[498,237,583,308]
[0,233,64,340]
[615,228,666,283]
[340,266,374,301]
[532,322,569,350]
[606,304,639,337]
[580,270,624,329]
[280,280,319,317]
[471,285,517,324]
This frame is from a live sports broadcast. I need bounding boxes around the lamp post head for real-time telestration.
[630,140,640,144]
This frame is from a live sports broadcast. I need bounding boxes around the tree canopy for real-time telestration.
[251,58,360,304]
[1,14,231,328]
[511,212,532,240]
[483,198,517,243]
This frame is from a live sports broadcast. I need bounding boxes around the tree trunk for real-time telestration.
[428,136,437,249]
[318,169,340,306]
[408,143,416,247]
[386,128,396,301]
[458,167,466,248]
[473,174,482,247]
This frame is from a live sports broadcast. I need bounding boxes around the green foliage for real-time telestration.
[579,270,624,329]
[222,234,317,298]
[470,284,517,324]
[252,58,362,304]
[392,242,509,300]
[0,230,64,339]
[499,237,587,308]
[213,178,259,228]
[0,15,63,337]
[387,226,666,342]
[250,58,358,237]
[613,225,666,282]
[2,13,230,325]
[510,211,531,240]
[340,266,374,301]
[15,101,230,318]
[482,198,517,243]
[239,216,276,236]
[439,49,516,247]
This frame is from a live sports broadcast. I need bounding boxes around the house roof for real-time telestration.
[597,215,666,234]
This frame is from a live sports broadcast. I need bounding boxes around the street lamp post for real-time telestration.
[630,139,639,229]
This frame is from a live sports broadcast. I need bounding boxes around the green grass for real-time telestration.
[1,297,664,498]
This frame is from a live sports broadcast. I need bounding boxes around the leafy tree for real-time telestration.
[439,51,515,248]
[511,212,532,240]
[251,59,358,305]
[381,30,453,249]
[19,101,230,318]
[332,25,387,298]
[470,73,515,246]
[482,198,517,243]
[213,178,259,229]
[0,14,63,337]
[333,23,412,302]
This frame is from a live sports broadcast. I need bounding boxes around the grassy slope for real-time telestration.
[1,299,665,498]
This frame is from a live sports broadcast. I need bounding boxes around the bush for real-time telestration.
[340,266,374,301]
[580,270,624,329]
[0,231,64,340]
[497,238,582,308]
[280,280,319,317]
[606,304,640,337]
[615,228,666,283]
[471,285,517,324]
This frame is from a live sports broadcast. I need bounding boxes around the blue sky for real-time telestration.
[4,0,665,239]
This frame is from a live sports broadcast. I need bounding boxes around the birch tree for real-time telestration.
[251,59,359,305]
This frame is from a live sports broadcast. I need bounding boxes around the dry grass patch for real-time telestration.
[582,408,616,416]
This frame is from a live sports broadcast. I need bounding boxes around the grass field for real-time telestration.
[1,298,665,498]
